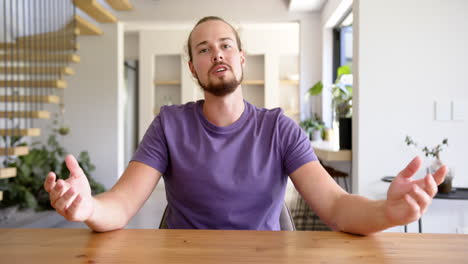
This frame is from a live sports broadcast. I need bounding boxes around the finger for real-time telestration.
[50,180,70,205]
[44,172,56,192]
[433,165,448,185]
[423,173,438,197]
[54,187,77,212]
[410,185,431,214]
[65,154,84,179]
[65,194,83,220]
[404,194,420,219]
[398,156,422,179]
[49,180,65,203]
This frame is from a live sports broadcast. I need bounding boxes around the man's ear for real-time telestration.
[240,50,246,68]
[188,61,198,79]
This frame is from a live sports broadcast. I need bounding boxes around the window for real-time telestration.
[332,11,353,81]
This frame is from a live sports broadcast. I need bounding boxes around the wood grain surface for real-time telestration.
[1,229,467,263]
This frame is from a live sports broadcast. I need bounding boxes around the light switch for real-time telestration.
[434,100,451,121]
[451,100,465,121]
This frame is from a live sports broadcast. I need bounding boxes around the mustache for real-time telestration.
[209,62,231,72]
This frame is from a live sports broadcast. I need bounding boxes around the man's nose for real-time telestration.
[212,50,224,62]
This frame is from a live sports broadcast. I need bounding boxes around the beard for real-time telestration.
[195,67,243,97]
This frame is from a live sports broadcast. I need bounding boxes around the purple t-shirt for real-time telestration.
[131,100,317,230]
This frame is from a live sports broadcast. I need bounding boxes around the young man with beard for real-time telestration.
[44,16,447,234]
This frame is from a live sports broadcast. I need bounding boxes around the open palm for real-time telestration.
[384,156,447,226]
[44,155,94,222]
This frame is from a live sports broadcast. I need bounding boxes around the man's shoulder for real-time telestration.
[248,102,295,126]
[247,101,283,119]
[159,101,199,118]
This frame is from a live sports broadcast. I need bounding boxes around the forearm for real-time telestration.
[332,194,393,235]
[85,191,132,232]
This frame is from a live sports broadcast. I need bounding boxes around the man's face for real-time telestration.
[188,20,245,97]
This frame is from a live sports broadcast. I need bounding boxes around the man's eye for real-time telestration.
[223,44,231,49]
[199,48,209,54]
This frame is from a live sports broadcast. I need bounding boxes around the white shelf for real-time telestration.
[154,80,181,86]
[242,80,298,86]
[242,80,264,85]
[154,55,181,109]
[280,79,299,85]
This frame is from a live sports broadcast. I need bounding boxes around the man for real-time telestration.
[44,16,447,234]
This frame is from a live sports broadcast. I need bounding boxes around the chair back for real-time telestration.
[159,202,296,230]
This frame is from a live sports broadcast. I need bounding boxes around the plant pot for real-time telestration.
[323,128,332,141]
[311,129,322,141]
[339,117,352,150]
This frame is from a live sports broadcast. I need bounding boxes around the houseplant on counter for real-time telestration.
[300,115,325,141]
[0,116,105,213]
[309,65,353,149]
[405,136,452,193]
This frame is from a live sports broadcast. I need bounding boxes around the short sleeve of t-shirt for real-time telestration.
[131,107,169,174]
[279,113,318,175]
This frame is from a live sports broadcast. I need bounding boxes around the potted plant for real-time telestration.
[0,115,105,212]
[405,136,452,193]
[309,65,353,149]
[300,115,325,141]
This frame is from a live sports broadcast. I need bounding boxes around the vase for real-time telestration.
[338,117,352,150]
[438,176,453,194]
[427,159,453,194]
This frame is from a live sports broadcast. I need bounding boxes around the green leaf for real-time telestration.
[24,190,38,209]
[337,65,351,77]
[19,163,32,179]
[308,81,323,96]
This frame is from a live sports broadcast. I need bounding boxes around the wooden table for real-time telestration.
[1,229,468,263]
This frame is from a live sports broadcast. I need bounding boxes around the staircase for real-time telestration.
[0,0,133,201]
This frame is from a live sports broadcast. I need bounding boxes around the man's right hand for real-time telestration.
[44,154,95,222]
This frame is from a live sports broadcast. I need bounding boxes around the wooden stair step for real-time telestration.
[0,111,51,119]
[0,66,74,75]
[0,53,80,63]
[0,128,41,136]
[0,146,29,156]
[74,0,117,23]
[72,15,103,35]
[0,41,79,50]
[0,95,60,104]
[16,28,80,43]
[0,80,66,88]
[0,167,17,179]
[106,0,133,11]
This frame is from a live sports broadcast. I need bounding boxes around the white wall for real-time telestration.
[354,0,468,195]
[297,15,322,121]
[124,33,139,60]
[62,23,124,189]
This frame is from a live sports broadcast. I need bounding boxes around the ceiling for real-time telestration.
[288,0,328,12]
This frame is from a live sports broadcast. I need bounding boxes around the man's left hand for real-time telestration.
[384,156,447,226]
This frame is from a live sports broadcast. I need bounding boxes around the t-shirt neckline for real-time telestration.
[196,99,249,134]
